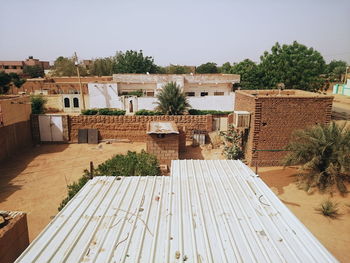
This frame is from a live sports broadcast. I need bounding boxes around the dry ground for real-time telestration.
[259,166,350,263]
[0,143,146,241]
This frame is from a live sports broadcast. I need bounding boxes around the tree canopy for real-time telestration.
[112,50,158,74]
[23,65,45,78]
[52,56,88,77]
[156,82,190,115]
[164,64,192,74]
[230,59,262,89]
[259,41,326,91]
[89,57,114,76]
[325,60,347,81]
[0,72,26,94]
[196,62,218,74]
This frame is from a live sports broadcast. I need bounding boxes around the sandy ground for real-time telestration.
[0,142,146,241]
[0,142,220,242]
[259,166,350,263]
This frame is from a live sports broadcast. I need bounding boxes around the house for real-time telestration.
[0,56,49,75]
[232,89,333,166]
[15,160,337,262]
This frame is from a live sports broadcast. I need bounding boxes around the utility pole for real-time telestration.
[74,52,85,110]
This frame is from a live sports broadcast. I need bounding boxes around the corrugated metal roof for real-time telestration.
[147,121,179,134]
[15,160,338,263]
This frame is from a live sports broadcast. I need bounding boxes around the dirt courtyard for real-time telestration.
[259,167,350,263]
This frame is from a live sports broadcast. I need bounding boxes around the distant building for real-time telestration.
[0,56,50,75]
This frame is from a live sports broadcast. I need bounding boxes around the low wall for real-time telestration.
[0,120,32,162]
[0,212,29,263]
[69,115,213,142]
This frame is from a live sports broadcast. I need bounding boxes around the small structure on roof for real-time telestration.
[15,160,337,263]
[146,121,179,167]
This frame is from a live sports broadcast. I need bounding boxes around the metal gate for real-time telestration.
[38,115,64,142]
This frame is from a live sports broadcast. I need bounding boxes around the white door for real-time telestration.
[38,115,63,142]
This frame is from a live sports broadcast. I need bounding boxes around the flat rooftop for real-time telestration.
[16,160,337,263]
[237,89,334,98]
[147,121,179,134]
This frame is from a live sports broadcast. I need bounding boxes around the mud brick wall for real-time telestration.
[234,91,333,166]
[68,115,213,142]
[146,134,179,167]
[0,213,29,263]
[0,121,32,162]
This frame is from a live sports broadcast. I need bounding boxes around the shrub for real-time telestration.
[315,200,340,219]
[220,125,244,160]
[58,151,160,211]
[81,108,126,116]
[188,109,233,115]
[95,150,160,177]
[58,170,91,211]
[121,90,143,97]
[135,109,164,116]
[31,95,47,114]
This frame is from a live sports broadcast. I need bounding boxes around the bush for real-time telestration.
[220,125,244,160]
[31,95,47,114]
[188,109,232,115]
[58,170,91,211]
[95,150,160,177]
[81,108,126,116]
[315,200,340,219]
[58,151,160,211]
[135,109,164,116]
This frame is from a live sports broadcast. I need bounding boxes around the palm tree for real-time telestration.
[156,82,190,115]
[284,122,350,194]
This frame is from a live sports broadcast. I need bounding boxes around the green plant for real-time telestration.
[315,200,340,219]
[81,108,126,116]
[58,151,160,211]
[220,125,244,160]
[58,170,91,211]
[95,150,160,177]
[31,95,47,114]
[156,82,190,115]
[135,109,164,116]
[188,109,232,115]
[123,90,143,97]
[284,122,350,194]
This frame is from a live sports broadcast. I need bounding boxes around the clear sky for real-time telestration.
[1,0,349,66]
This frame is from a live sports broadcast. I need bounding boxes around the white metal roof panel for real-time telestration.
[16,160,338,263]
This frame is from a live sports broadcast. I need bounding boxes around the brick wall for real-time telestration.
[68,115,213,142]
[146,134,179,166]
[0,213,29,263]
[234,90,333,166]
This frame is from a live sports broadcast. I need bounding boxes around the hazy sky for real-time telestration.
[1,0,349,65]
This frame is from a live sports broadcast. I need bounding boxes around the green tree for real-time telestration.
[165,64,192,74]
[9,73,26,89]
[112,50,158,73]
[156,82,190,115]
[284,122,350,194]
[196,62,218,74]
[89,57,115,76]
[31,95,47,114]
[0,71,11,94]
[259,41,326,91]
[52,56,88,77]
[219,62,232,73]
[325,60,347,81]
[230,59,262,89]
[23,65,45,78]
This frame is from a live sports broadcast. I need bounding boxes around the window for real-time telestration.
[214,92,224,96]
[73,98,79,108]
[185,92,195,97]
[4,66,9,69]
[200,92,208,97]
[146,91,155,97]
[64,98,70,108]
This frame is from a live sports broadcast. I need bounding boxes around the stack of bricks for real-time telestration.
[68,115,213,143]
[234,90,334,166]
[146,134,179,167]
